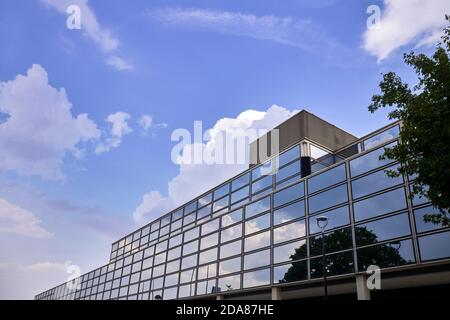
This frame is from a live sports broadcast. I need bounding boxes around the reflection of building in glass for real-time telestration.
[35,110,450,300]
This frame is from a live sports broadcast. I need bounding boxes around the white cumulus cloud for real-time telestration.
[95,112,132,154]
[133,105,298,223]
[0,64,101,180]
[0,197,52,239]
[363,0,450,62]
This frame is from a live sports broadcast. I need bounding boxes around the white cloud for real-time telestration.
[133,105,298,223]
[95,112,132,154]
[363,0,450,62]
[0,64,100,180]
[0,197,52,239]
[40,0,132,71]
[24,261,71,272]
[106,55,134,71]
[139,114,168,134]
[148,8,329,50]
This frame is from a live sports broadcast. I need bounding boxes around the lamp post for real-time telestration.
[316,215,329,300]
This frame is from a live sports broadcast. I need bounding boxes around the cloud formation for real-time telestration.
[40,0,132,70]
[133,105,298,223]
[363,0,450,62]
[0,64,100,180]
[147,8,329,50]
[0,197,52,239]
[95,112,133,154]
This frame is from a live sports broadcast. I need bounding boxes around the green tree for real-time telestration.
[368,15,450,226]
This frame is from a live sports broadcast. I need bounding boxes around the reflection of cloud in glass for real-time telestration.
[221,224,242,242]
[243,268,270,288]
[218,274,241,291]
[197,263,216,279]
[245,214,270,234]
[219,257,241,275]
[274,221,306,243]
[245,230,271,251]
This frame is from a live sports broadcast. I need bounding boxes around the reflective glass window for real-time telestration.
[418,231,450,261]
[310,251,354,278]
[274,182,305,208]
[172,209,183,221]
[154,252,166,265]
[218,274,241,291]
[278,145,300,167]
[199,193,212,207]
[245,196,270,218]
[352,164,403,199]
[167,246,181,261]
[197,263,217,280]
[200,233,219,250]
[308,184,348,214]
[181,254,197,270]
[308,164,346,194]
[164,273,179,287]
[213,196,229,212]
[196,279,217,295]
[350,142,396,177]
[310,227,353,256]
[273,220,306,244]
[355,213,411,247]
[199,247,217,265]
[220,239,242,259]
[184,227,200,242]
[219,257,241,275]
[414,206,449,233]
[245,213,270,235]
[231,186,249,204]
[214,184,230,200]
[221,224,242,243]
[353,187,407,222]
[244,249,270,270]
[182,240,198,256]
[166,259,180,273]
[245,230,271,252]
[163,287,177,300]
[183,212,196,226]
[276,161,300,183]
[273,261,308,283]
[273,239,306,264]
[252,175,273,195]
[363,126,399,150]
[309,206,350,235]
[252,161,273,181]
[221,209,243,228]
[357,239,415,271]
[197,204,212,219]
[232,173,249,191]
[201,219,219,236]
[185,201,197,214]
[273,200,305,225]
[243,268,270,288]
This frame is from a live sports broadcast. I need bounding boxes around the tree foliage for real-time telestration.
[368,15,450,226]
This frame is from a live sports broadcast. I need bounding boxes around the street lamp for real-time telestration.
[316,215,329,300]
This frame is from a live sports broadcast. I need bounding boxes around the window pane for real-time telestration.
[245,230,271,252]
[181,254,197,270]
[245,196,270,218]
[308,164,346,194]
[309,206,350,235]
[183,212,196,226]
[414,206,449,233]
[277,145,300,167]
[243,268,270,288]
[308,184,348,214]
[199,248,217,265]
[163,287,177,300]
[355,213,411,247]
[167,246,181,261]
[231,186,249,204]
[273,200,305,225]
[201,219,219,236]
[220,239,242,259]
[199,193,212,207]
[273,220,306,244]
[221,224,242,243]
[166,259,180,273]
[252,175,273,195]
[419,231,450,261]
[196,279,217,295]
[310,251,354,278]
[197,263,217,280]
[276,161,300,183]
[363,126,399,150]
[214,184,230,200]
[310,228,353,256]
[273,261,308,284]
[172,209,183,221]
[244,249,270,270]
[164,273,179,287]
[350,142,396,177]
[353,187,407,222]
[273,239,306,264]
[218,274,241,291]
[219,257,241,275]
[197,204,212,219]
[352,164,403,199]
[232,173,249,191]
[274,182,305,208]
[213,196,229,213]
[183,240,198,256]
[185,201,197,214]
[252,161,273,181]
[184,227,200,242]
[200,233,219,250]
[357,239,415,271]
[245,213,270,235]
[221,209,243,228]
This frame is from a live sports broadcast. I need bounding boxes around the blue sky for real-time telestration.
[0,0,448,299]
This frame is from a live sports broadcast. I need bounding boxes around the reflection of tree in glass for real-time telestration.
[278,228,408,283]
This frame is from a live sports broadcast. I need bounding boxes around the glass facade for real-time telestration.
[36,122,450,301]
